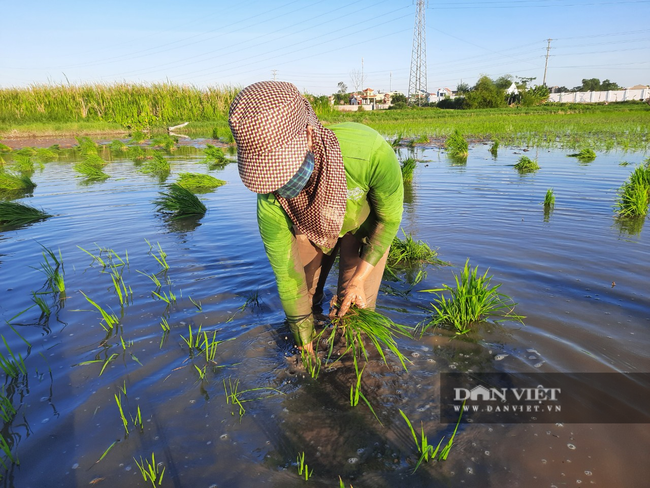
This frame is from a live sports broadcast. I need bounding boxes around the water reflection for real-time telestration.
[614,215,645,236]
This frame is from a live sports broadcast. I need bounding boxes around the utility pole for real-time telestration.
[361,58,364,90]
[408,0,428,105]
[271,70,277,81]
[542,39,552,86]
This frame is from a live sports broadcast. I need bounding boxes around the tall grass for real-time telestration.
[0,201,51,226]
[420,260,524,335]
[0,82,240,128]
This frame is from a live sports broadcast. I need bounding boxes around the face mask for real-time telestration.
[276,152,315,199]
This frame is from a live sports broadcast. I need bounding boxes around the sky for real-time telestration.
[2,0,649,95]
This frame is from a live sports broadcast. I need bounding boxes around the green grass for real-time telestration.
[420,259,524,335]
[0,171,36,191]
[176,172,226,193]
[514,156,539,173]
[154,183,206,218]
[0,201,51,226]
[400,158,417,182]
[139,151,170,180]
[567,148,596,162]
[445,129,468,158]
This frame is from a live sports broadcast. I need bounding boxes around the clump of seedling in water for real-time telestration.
[615,162,650,217]
[0,336,27,379]
[109,140,128,153]
[176,172,225,193]
[543,188,555,208]
[420,259,524,335]
[568,148,596,163]
[203,144,228,169]
[34,245,65,295]
[145,239,169,270]
[150,134,177,152]
[385,231,445,286]
[74,154,109,181]
[514,156,539,174]
[489,140,499,158]
[80,292,119,331]
[139,151,170,181]
[400,157,417,182]
[0,201,51,227]
[154,183,206,219]
[445,129,468,160]
[134,452,165,487]
[0,171,36,193]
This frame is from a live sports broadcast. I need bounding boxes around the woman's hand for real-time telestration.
[332,278,367,317]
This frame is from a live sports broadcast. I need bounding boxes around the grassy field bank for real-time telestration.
[1,83,648,150]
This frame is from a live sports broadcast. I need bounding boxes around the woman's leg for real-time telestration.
[337,233,389,310]
[295,232,338,311]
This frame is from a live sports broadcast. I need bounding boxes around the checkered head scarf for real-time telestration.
[229,81,347,253]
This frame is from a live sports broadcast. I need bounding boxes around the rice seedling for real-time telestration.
[0,201,51,226]
[137,269,163,288]
[35,245,65,294]
[139,151,170,180]
[110,268,132,306]
[0,143,11,153]
[387,231,444,270]
[74,154,109,180]
[34,147,58,163]
[415,134,429,144]
[203,144,228,169]
[327,306,411,371]
[188,296,202,311]
[445,129,468,158]
[400,157,417,183]
[0,171,36,191]
[181,324,204,357]
[391,133,404,147]
[420,259,524,335]
[176,172,226,193]
[544,188,555,208]
[223,377,283,419]
[10,154,38,174]
[0,336,27,378]
[296,452,313,481]
[13,147,36,157]
[514,156,539,173]
[134,453,165,487]
[567,148,596,162]
[75,136,99,156]
[109,139,128,152]
[131,405,144,432]
[127,145,147,162]
[145,239,170,270]
[239,290,260,312]
[130,130,147,144]
[152,289,177,305]
[489,140,499,158]
[114,393,130,435]
[94,440,118,465]
[615,180,649,217]
[0,388,16,423]
[32,291,51,316]
[80,292,119,331]
[203,331,222,363]
[195,364,207,380]
[154,183,207,218]
[150,134,178,152]
[0,433,17,469]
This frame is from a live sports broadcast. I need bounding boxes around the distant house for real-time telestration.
[428,88,454,103]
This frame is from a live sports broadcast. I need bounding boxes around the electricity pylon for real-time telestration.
[408,0,428,105]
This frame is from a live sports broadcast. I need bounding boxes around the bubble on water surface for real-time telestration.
[494,354,508,361]
[348,457,359,464]
[567,443,576,450]
[71,463,79,470]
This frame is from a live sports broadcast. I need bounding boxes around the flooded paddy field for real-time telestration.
[0,140,648,487]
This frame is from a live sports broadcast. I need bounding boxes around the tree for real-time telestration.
[464,76,507,109]
[337,82,348,95]
[495,75,514,91]
[601,79,622,91]
[456,82,470,94]
[390,93,408,105]
[520,84,549,106]
[350,70,363,93]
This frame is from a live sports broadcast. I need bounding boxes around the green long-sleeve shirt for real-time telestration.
[256,122,404,344]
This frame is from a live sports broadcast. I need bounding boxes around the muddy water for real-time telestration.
[0,142,648,487]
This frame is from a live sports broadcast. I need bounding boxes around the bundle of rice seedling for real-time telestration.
[387,232,443,269]
[420,260,524,335]
[615,165,650,217]
[0,144,11,153]
[10,154,38,174]
[75,136,98,156]
[0,201,51,226]
[14,147,37,157]
[514,156,539,173]
[543,188,555,208]
[567,148,596,163]
[139,151,170,179]
[327,306,411,371]
[176,172,225,193]
[74,154,109,180]
[489,140,499,158]
[127,145,147,162]
[109,140,128,153]
[400,158,417,183]
[150,134,177,152]
[35,147,58,162]
[154,183,206,218]
[203,144,228,169]
[0,172,36,191]
[445,129,468,158]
